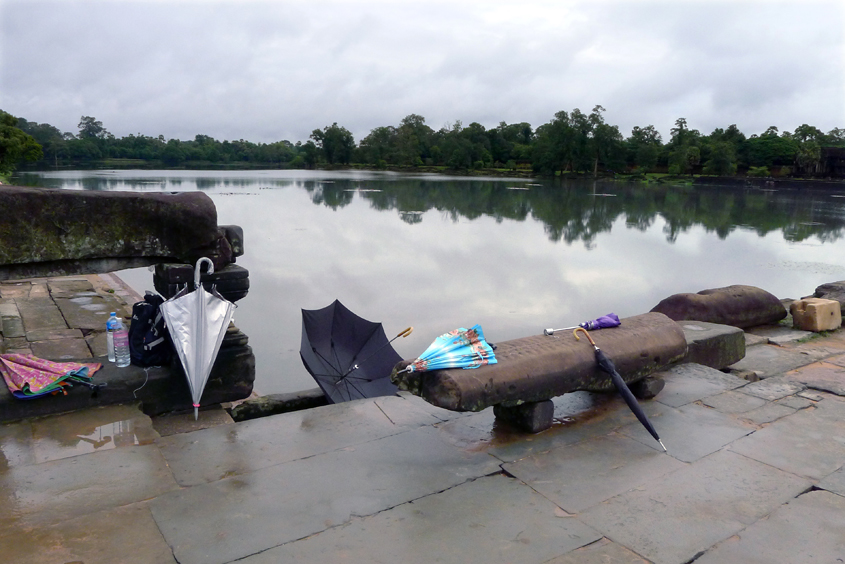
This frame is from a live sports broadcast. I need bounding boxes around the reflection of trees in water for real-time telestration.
[305,178,845,245]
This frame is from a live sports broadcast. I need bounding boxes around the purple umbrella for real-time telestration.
[544,313,620,336]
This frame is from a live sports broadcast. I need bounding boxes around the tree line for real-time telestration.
[3,108,844,178]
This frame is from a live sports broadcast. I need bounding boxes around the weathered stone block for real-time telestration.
[229,388,328,422]
[493,400,554,433]
[154,263,249,303]
[791,298,842,332]
[651,285,787,328]
[0,186,222,280]
[813,280,845,314]
[629,375,665,399]
[678,320,745,369]
[392,312,686,412]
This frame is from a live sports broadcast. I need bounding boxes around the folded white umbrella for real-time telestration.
[160,257,235,419]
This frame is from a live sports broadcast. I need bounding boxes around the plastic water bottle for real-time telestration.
[113,315,131,368]
[106,312,118,362]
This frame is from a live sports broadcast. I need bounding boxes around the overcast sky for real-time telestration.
[1,0,843,144]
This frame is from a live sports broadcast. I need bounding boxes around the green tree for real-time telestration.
[666,118,702,174]
[626,125,662,171]
[587,105,625,174]
[0,111,43,175]
[702,141,737,175]
[78,115,108,139]
[358,126,396,165]
[310,123,355,164]
[746,127,798,168]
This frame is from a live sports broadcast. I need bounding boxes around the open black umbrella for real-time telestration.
[300,300,412,403]
[574,327,666,452]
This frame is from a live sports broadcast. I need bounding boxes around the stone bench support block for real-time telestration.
[392,312,687,412]
[791,298,842,332]
[678,320,746,370]
[493,400,554,433]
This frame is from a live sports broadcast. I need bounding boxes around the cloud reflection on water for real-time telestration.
[23,170,845,394]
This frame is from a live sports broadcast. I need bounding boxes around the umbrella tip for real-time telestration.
[658,440,667,452]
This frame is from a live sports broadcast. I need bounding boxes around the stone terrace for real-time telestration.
[1,276,845,563]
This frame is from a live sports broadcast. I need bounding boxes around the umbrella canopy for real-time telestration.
[300,300,407,403]
[0,353,102,399]
[160,257,235,419]
[399,325,497,374]
[574,327,666,452]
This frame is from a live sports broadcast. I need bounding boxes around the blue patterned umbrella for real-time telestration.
[398,325,497,374]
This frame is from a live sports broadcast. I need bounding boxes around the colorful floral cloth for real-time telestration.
[0,353,102,399]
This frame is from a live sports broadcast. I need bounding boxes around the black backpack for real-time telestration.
[129,292,173,367]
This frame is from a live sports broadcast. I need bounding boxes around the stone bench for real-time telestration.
[392,312,689,432]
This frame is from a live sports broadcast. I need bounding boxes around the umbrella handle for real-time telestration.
[573,327,598,347]
[194,257,215,288]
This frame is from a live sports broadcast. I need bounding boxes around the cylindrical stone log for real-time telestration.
[650,285,787,328]
[391,312,687,412]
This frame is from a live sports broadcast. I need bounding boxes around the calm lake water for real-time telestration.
[14,169,845,394]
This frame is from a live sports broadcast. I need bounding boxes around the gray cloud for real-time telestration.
[1,0,842,144]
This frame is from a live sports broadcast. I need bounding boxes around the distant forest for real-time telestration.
[3,107,844,178]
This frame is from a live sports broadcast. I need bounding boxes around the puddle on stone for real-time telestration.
[80,303,107,311]
[0,422,37,470]
[69,297,93,305]
[28,404,160,464]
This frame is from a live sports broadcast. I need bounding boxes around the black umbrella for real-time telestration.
[300,300,412,403]
[574,327,667,452]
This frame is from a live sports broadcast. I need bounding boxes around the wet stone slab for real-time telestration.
[151,405,235,437]
[578,450,811,564]
[14,297,67,332]
[654,363,748,408]
[503,434,686,513]
[701,390,767,413]
[774,395,814,410]
[619,401,754,462]
[729,345,819,379]
[0,501,177,564]
[739,376,806,401]
[0,444,178,528]
[818,466,845,496]
[54,294,126,330]
[695,491,845,564]
[157,396,433,486]
[738,402,798,425]
[729,397,845,480]
[237,474,602,564]
[30,337,93,359]
[783,361,845,396]
[746,325,813,345]
[487,392,643,463]
[546,538,651,564]
[150,425,501,564]
[375,392,465,426]
[25,327,84,341]
[0,420,36,469]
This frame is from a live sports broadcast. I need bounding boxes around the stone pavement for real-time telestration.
[1,275,254,422]
[2,303,845,562]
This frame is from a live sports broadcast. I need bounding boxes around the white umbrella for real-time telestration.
[160,257,235,419]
